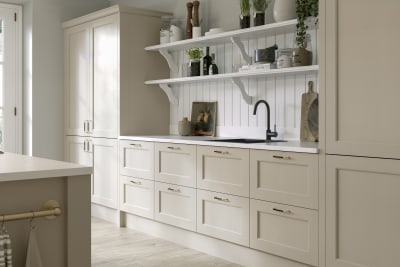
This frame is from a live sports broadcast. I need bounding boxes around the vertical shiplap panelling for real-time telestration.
[168,27,319,139]
[232,42,242,128]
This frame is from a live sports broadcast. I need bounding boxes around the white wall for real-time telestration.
[7,0,109,160]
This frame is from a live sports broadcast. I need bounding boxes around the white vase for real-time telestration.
[273,0,296,22]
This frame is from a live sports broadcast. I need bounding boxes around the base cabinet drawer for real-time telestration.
[155,143,196,187]
[197,146,249,197]
[155,182,196,231]
[120,176,154,219]
[250,150,318,209]
[250,199,318,266]
[197,189,249,246]
[120,140,154,180]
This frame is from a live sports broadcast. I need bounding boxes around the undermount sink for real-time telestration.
[209,138,287,144]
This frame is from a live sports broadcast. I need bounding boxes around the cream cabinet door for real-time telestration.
[65,136,92,167]
[155,143,197,187]
[119,140,154,180]
[197,146,249,197]
[154,182,196,231]
[120,175,154,219]
[250,199,318,266]
[91,138,118,209]
[250,150,318,209]
[326,155,400,267]
[197,189,249,246]
[91,15,119,138]
[325,0,400,159]
[64,23,91,136]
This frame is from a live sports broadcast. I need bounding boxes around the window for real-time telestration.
[0,4,22,153]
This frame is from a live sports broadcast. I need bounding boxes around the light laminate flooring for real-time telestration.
[91,217,243,267]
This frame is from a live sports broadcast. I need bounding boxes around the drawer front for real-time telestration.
[197,146,250,197]
[250,150,318,209]
[155,143,196,187]
[155,182,196,231]
[197,189,249,246]
[250,199,318,266]
[120,140,154,180]
[120,176,154,219]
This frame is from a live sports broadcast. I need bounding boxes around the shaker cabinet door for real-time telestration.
[325,0,400,159]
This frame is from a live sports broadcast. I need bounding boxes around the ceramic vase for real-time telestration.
[178,117,192,136]
[240,15,250,29]
[254,11,265,26]
[189,60,201,76]
[273,0,296,22]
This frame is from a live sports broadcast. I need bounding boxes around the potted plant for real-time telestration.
[186,48,203,76]
[293,0,318,66]
[240,0,251,28]
[252,0,271,26]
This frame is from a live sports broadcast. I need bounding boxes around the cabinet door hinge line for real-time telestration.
[14,13,17,22]
[14,107,17,116]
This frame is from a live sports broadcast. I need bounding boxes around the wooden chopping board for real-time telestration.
[300,81,319,142]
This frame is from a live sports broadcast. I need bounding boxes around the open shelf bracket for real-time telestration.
[232,77,254,105]
[159,49,179,74]
[231,36,252,65]
[159,84,179,105]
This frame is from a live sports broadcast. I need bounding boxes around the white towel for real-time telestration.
[25,227,42,267]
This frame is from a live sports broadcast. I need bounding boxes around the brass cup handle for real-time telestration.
[214,196,230,202]
[167,187,181,193]
[272,208,292,214]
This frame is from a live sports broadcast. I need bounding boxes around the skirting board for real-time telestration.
[91,203,119,225]
[121,212,313,267]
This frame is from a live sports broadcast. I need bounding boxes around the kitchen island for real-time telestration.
[0,152,92,267]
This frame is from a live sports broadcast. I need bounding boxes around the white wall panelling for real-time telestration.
[169,28,318,140]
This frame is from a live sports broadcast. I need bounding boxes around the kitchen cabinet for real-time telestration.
[91,138,118,209]
[250,150,318,209]
[326,155,400,267]
[325,0,400,159]
[197,189,249,246]
[154,181,196,231]
[119,140,154,180]
[120,175,154,219]
[197,146,249,197]
[155,143,197,188]
[144,20,318,105]
[250,199,318,266]
[64,6,171,211]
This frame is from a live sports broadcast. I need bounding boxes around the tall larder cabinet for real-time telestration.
[63,5,170,212]
[322,1,400,266]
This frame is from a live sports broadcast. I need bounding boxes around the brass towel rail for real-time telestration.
[0,200,61,223]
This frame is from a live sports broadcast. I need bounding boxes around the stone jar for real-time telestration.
[178,117,192,136]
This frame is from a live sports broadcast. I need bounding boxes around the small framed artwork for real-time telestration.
[191,101,217,136]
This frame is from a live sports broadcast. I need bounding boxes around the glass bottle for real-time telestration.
[203,47,212,75]
[209,53,218,75]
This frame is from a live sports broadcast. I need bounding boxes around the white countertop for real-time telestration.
[119,135,319,153]
[0,152,92,182]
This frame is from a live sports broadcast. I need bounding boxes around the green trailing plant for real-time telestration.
[186,48,203,61]
[252,0,270,12]
[296,0,319,48]
[240,0,250,16]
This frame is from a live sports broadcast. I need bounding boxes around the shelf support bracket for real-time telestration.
[159,49,179,74]
[232,78,254,105]
[159,84,179,105]
[231,37,252,65]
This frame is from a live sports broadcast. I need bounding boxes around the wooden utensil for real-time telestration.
[300,81,319,142]
[186,2,193,39]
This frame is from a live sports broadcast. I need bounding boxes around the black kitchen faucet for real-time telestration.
[253,100,278,142]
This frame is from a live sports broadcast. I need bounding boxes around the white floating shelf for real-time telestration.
[145,65,319,86]
[145,19,298,52]
[146,65,319,105]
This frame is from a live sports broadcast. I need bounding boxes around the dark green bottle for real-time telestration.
[202,47,212,75]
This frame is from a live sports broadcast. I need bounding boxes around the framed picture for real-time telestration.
[191,102,217,136]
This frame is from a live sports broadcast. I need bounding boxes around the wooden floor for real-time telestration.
[91,217,243,267]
